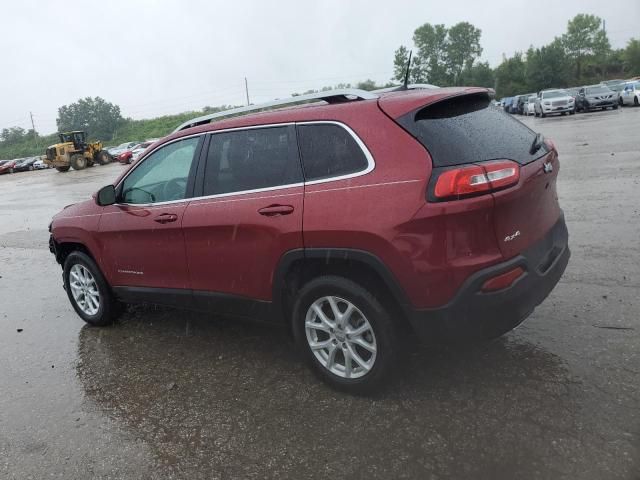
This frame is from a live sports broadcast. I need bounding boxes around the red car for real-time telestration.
[0,160,17,174]
[118,141,155,164]
[49,86,569,392]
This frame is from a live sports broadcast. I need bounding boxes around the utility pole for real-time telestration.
[244,77,250,106]
[29,112,37,146]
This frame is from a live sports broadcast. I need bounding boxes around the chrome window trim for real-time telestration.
[115,121,375,207]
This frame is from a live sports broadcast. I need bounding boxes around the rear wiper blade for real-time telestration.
[529,133,544,155]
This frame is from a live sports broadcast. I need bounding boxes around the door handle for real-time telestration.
[153,213,178,224]
[258,204,294,216]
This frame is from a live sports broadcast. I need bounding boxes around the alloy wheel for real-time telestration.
[69,264,100,316]
[305,296,377,379]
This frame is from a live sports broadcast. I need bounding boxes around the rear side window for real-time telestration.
[297,124,369,181]
[398,93,548,167]
[203,126,302,195]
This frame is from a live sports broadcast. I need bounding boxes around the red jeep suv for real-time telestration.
[49,86,570,392]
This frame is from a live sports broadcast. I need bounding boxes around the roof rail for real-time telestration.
[173,88,379,133]
[371,83,440,94]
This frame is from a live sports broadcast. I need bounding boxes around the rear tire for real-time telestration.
[95,150,111,165]
[292,275,398,394]
[635,97,639,106]
[70,154,87,170]
[63,251,124,326]
[55,166,70,172]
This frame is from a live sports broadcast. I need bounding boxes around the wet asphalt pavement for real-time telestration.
[1,108,639,479]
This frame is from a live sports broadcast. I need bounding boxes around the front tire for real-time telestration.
[55,166,70,172]
[63,251,123,326]
[634,97,639,107]
[70,154,87,170]
[292,276,398,394]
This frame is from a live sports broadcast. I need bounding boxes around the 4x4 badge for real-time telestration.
[543,162,553,173]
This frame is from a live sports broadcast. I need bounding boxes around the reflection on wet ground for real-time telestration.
[73,304,594,478]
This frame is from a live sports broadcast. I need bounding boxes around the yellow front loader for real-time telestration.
[43,131,111,172]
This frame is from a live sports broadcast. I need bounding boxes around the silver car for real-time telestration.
[534,89,575,117]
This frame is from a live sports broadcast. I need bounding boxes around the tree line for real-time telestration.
[1,12,638,160]
[393,14,639,97]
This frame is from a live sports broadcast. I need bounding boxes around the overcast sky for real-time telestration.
[2,0,637,135]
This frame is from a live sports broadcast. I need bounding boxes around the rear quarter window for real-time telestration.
[397,93,548,167]
[297,123,369,181]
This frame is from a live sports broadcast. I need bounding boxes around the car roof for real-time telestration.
[166,87,489,142]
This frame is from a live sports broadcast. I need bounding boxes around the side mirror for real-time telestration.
[96,185,116,206]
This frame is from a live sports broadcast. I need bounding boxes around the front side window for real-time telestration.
[120,137,199,204]
[203,126,302,195]
[297,123,369,181]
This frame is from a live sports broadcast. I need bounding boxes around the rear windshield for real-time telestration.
[398,93,548,167]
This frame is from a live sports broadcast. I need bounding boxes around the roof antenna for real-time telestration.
[401,50,413,90]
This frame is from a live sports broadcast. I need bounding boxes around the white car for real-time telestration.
[523,95,537,116]
[620,81,640,106]
[535,89,575,117]
[131,139,160,162]
[33,159,49,170]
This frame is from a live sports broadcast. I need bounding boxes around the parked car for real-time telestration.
[14,157,38,172]
[108,142,138,158]
[576,85,618,112]
[0,160,17,174]
[523,95,537,116]
[48,87,570,393]
[130,140,158,162]
[619,81,640,106]
[118,140,158,164]
[534,89,575,117]
[606,82,628,105]
[34,158,50,170]
[515,94,533,115]
[600,79,625,88]
[502,97,514,113]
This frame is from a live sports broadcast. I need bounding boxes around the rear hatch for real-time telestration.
[383,91,561,259]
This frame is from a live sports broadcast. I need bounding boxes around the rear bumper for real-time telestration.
[408,214,570,343]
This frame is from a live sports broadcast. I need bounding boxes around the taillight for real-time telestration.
[433,160,520,200]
